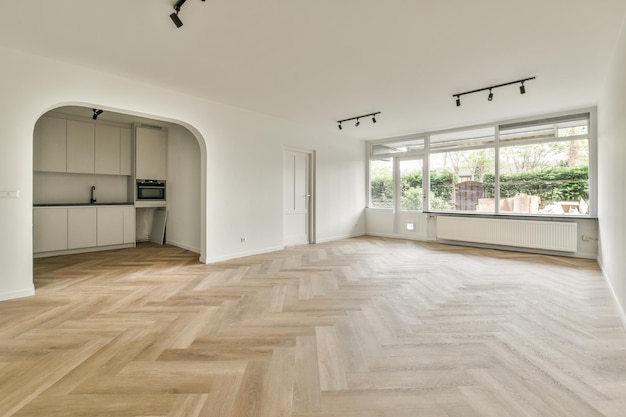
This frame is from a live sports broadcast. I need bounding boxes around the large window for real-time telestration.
[429,127,496,212]
[367,111,593,217]
[369,158,393,208]
[498,116,590,215]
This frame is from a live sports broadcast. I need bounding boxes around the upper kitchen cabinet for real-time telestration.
[120,128,132,176]
[95,124,122,175]
[34,116,67,172]
[67,120,95,173]
[34,115,132,176]
[136,126,167,180]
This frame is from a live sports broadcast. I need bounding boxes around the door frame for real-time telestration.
[283,147,316,245]
[394,155,428,238]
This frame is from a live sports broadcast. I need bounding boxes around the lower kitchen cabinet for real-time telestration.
[122,206,135,244]
[34,205,135,256]
[33,207,68,252]
[68,207,97,249]
[97,207,124,246]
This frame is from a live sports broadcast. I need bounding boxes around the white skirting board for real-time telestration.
[436,216,578,252]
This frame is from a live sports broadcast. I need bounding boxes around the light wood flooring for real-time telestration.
[1,237,625,417]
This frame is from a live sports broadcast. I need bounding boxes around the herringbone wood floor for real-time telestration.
[1,237,625,417]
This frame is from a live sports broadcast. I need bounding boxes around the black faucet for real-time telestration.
[90,186,96,204]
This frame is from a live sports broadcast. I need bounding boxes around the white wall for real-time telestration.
[0,46,366,301]
[33,172,128,205]
[166,125,201,253]
[598,17,626,323]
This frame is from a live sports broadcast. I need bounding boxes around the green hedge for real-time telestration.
[372,165,588,207]
[483,166,588,201]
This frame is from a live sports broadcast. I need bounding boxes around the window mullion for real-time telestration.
[495,127,500,214]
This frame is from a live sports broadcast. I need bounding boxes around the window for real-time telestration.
[369,159,393,208]
[367,110,593,217]
[498,115,590,215]
[372,138,424,156]
[429,127,496,212]
[399,159,423,211]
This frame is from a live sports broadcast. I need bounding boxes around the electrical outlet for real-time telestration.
[240,237,246,243]
[582,235,590,241]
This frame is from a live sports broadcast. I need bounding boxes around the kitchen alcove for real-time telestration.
[32,105,202,257]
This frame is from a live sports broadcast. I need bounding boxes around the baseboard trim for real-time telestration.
[204,245,285,264]
[0,286,35,302]
[34,243,135,258]
[598,261,626,331]
[315,232,365,244]
[365,232,428,241]
[167,240,200,254]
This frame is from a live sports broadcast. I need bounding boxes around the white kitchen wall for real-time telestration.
[0,45,365,301]
[166,125,201,253]
[598,16,626,324]
[33,172,129,205]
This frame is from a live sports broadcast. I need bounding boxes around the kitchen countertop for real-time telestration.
[34,203,134,207]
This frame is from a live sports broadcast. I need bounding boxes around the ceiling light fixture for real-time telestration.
[92,109,103,120]
[169,0,206,28]
[336,112,381,130]
[452,76,535,107]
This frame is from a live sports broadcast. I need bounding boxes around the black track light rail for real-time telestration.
[453,77,535,106]
[337,112,380,130]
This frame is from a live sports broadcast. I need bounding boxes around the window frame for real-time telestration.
[367,108,597,218]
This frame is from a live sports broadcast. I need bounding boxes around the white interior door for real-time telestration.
[284,150,311,246]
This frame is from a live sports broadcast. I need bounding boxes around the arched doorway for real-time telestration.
[32,105,205,263]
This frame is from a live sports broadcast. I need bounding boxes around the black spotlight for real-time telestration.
[170,12,183,27]
[92,109,103,120]
[520,82,526,94]
[372,115,377,123]
[488,89,493,101]
[355,118,360,127]
[456,96,461,107]
[170,0,187,28]
[338,122,342,130]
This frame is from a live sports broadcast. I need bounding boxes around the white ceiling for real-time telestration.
[1,0,625,139]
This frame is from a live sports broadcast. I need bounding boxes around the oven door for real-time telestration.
[137,185,165,200]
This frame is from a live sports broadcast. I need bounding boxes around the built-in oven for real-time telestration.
[137,180,166,201]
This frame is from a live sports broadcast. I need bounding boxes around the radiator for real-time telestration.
[436,216,578,252]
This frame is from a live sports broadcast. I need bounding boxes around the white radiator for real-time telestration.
[436,216,578,252]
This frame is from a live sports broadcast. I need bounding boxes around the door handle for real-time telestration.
[303,194,311,197]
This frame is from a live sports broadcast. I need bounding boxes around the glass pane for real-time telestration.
[372,138,424,156]
[369,159,393,208]
[429,149,495,212]
[400,159,423,211]
[430,127,495,150]
[500,117,588,144]
[499,139,589,215]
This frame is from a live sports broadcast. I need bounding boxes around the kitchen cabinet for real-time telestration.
[95,124,121,175]
[67,120,95,174]
[34,116,132,176]
[136,127,167,180]
[120,128,132,176]
[122,206,135,244]
[33,207,67,252]
[33,116,66,172]
[34,205,135,256]
[68,207,97,249]
[97,206,124,246]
